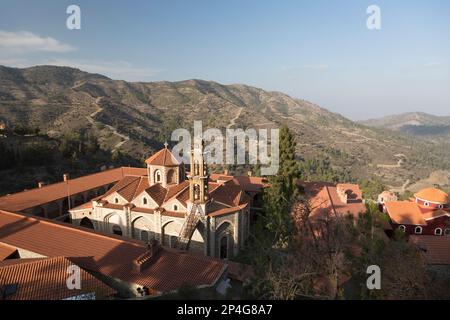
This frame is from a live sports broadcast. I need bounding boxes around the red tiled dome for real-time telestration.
[414,188,449,204]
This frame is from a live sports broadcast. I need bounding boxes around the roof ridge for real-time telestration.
[0,210,146,248]
[131,176,147,200]
[0,167,125,199]
[165,181,189,202]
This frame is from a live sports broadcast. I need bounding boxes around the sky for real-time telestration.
[0,0,449,120]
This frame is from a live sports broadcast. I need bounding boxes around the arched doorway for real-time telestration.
[112,225,123,236]
[80,217,94,229]
[220,236,229,259]
[216,221,234,259]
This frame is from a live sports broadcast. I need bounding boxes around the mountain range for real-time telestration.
[360,112,450,139]
[1,65,449,190]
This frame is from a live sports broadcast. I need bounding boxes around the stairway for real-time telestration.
[176,204,202,250]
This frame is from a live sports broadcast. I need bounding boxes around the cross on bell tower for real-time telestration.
[189,137,209,204]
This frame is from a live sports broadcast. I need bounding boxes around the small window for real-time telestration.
[438,204,444,209]
[415,226,423,234]
[424,202,430,207]
[445,229,450,236]
[155,170,162,182]
[435,228,443,236]
[173,204,178,211]
[399,225,406,232]
[143,197,148,205]
[114,198,119,204]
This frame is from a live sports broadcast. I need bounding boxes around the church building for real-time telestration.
[69,140,267,259]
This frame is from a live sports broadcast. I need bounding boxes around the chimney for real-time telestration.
[38,182,45,188]
[63,174,70,182]
[247,171,252,177]
[224,169,229,176]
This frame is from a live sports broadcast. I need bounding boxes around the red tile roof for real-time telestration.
[410,235,450,265]
[0,256,116,300]
[384,201,427,225]
[0,167,147,212]
[299,181,366,219]
[414,188,449,204]
[0,210,225,294]
[145,147,180,166]
[0,242,18,261]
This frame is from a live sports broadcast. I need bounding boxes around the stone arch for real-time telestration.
[104,212,123,234]
[188,220,206,253]
[112,225,123,236]
[80,217,94,229]
[167,168,176,184]
[215,221,234,259]
[131,216,154,240]
[161,220,182,247]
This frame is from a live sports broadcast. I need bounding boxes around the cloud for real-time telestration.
[0,30,76,53]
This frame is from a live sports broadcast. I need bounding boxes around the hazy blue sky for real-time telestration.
[0,0,449,120]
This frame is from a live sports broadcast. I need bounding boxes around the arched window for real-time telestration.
[438,204,444,209]
[112,225,122,236]
[143,197,148,205]
[424,202,430,207]
[415,226,423,234]
[399,225,406,232]
[194,160,199,175]
[194,184,200,200]
[435,228,443,236]
[167,169,175,184]
[114,197,119,204]
[154,170,162,183]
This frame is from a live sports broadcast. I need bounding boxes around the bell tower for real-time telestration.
[188,137,209,205]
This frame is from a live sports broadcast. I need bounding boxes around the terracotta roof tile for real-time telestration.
[384,201,427,225]
[0,210,226,293]
[0,167,147,212]
[145,183,168,206]
[0,256,116,300]
[145,148,180,166]
[299,181,366,219]
[164,181,189,202]
[0,242,18,261]
[410,235,450,265]
[414,188,449,204]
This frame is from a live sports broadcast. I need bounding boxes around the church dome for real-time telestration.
[414,188,449,204]
[145,146,180,166]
